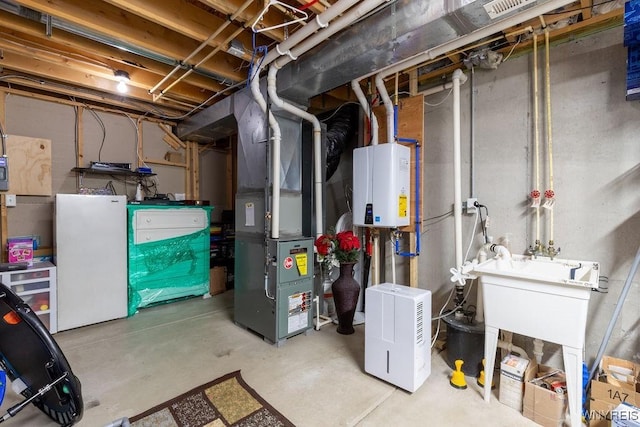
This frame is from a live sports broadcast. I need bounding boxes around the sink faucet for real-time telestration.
[527,240,545,258]
[527,239,561,259]
[547,240,561,260]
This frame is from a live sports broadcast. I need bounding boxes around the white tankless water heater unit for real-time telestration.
[365,283,431,393]
[353,143,411,228]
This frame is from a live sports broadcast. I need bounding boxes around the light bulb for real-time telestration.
[116,80,128,93]
[114,70,130,94]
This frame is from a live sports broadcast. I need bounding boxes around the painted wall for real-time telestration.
[420,26,639,364]
[4,95,185,248]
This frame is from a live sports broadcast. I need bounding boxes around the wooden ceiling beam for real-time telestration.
[200,0,288,42]
[581,0,593,20]
[102,0,256,62]
[0,84,188,120]
[0,10,226,93]
[13,0,247,83]
[0,49,201,109]
[0,31,219,104]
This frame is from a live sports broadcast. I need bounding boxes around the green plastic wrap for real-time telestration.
[127,205,212,316]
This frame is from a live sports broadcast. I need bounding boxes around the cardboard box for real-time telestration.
[209,266,226,295]
[602,356,640,393]
[591,356,640,407]
[523,365,567,427]
[590,398,617,427]
[613,402,640,427]
[590,356,640,427]
[500,354,535,412]
[592,380,640,408]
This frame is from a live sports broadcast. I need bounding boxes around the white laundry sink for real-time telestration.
[475,254,599,288]
[473,254,600,427]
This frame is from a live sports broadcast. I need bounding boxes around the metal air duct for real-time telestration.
[179,0,561,142]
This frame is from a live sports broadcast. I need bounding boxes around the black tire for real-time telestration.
[0,283,83,426]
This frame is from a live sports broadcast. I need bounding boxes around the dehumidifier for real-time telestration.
[365,283,431,392]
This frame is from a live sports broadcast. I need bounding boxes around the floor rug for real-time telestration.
[129,370,295,427]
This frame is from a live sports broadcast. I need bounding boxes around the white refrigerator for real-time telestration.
[55,194,128,331]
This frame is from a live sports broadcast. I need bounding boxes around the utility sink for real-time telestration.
[473,253,600,427]
[474,254,600,288]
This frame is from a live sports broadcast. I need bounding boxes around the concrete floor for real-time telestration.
[3,292,538,426]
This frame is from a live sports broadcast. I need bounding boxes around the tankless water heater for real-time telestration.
[352,144,411,228]
[365,283,431,392]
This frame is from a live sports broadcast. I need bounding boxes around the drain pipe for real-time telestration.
[360,0,572,318]
[452,69,464,271]
[249,0,353,239]
[352,77,380,285]
[373,67,468,283]
[351,79,378,146]
[250,0,386,239]
[267,0,388,239]
[373,69,466,264]
[249,78,282,239]
[375,73,395,144]
[364,3,572,270]
[361,0,574,272]
[262,0,363,66]
[267,65,323,238]
[272,0,389,70]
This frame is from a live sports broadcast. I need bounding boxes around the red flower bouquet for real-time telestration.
[314,230,361,267]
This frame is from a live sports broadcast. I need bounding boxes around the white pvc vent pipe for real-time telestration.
[351,79,379,146]
[267,66,324,238]
[375,73,395,145]
[452,69,464,271]
[251,0,388,239]
[361,0,573,282]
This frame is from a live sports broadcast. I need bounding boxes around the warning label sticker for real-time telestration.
[287,293,309,333]
[295,253,307,276]
[399,194,408,217]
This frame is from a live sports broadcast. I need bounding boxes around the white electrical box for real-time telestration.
[353,144,411,227]
[365,283,431,393]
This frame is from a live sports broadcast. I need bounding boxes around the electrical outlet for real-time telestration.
[464,198,477,214]
[5,194,16,207]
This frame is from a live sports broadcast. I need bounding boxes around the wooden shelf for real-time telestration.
[71,167,156,178]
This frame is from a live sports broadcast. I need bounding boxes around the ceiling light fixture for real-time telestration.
[114,70,130,94]
[226,39,245,58]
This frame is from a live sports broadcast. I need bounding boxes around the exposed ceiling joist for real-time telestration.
[102,0,256,62]
[0,9,226,94]
[0,0,625,124]
[201,0,290,42]
[13,0,247,82]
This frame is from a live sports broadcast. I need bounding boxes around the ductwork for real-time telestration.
[178,0,567,142]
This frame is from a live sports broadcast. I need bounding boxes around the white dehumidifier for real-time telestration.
[365,283,431,392]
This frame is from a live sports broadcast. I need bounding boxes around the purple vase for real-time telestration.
[332,262,360,335]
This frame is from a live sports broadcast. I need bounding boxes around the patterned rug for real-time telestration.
[129,371,295,427]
